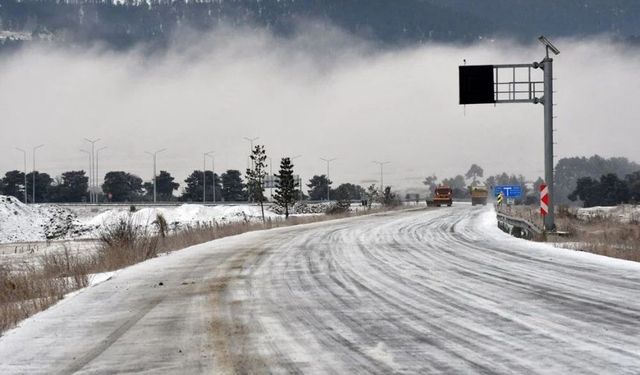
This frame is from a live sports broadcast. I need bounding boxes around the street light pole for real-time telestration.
[96,146,107,203]
[203,151,214,203]
[292,155,302,201]
[320,157,336,201]
[80,150,91,202]
[206,153,216,203]
[15,148,27,203]
[145,148,166,203]
[373,161,390,192]
[268,156,273,200]
[243,137,260,153]
[32,144,44,203]
[243,137,259,201]
[84,138,101,203]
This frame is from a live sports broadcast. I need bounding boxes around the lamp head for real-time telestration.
[538,35,560,55]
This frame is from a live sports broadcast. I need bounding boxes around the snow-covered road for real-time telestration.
[1,206,639,374]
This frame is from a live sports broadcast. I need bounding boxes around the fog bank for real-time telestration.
[1,26,639,193]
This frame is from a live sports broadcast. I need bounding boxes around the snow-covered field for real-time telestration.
[0,195,332,244]
[1,206,639,373]
[576,204,640,223]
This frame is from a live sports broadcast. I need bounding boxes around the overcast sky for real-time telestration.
[0,25,639,194]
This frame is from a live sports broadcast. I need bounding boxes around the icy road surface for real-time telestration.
[1,206,640,374]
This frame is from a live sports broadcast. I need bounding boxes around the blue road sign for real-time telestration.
[494,185,522,198]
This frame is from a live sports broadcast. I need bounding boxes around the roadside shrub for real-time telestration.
[96,215,158,270]
[153,213,169,238]
[325,200,351,215]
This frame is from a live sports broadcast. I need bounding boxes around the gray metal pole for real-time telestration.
[327,161,330,201]
[320,158,336,201]
[206,153,216,203]
[80,149,91,202]
[211,155,215,203]
[31,145,44,203]
[16,148,27,203]
[373,161,390,195]
[91,142,94,203]
[84,138,101,203]
[543,55,555,231]
[23,152,27,203]
[153,154,157,203]
[203,151,214,204]
[32,148,35,203]
[269,157,273,200]
[96,146,107,203]
[145,149,165,203]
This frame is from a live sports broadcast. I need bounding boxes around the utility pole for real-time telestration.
[320,157,336,201]
[84,138,101,203]
[145,148,166,203]
[373,161,390,193]
[203,151,214,203]
[32,144,44,203]
[15,148,27,203]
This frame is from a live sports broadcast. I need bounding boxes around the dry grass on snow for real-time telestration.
[504,205,640,262]
[0,206,392,334]
[1,247,91,332]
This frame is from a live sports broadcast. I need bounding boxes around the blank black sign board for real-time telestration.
[459,65,495,104]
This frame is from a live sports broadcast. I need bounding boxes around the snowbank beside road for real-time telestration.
[479,208,640,270]
[0,196,286,243]
[82,204,279,233]
[0,196,78,243]
[576,204,640,224]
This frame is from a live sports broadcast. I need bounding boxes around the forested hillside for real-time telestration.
[1,0,639,51]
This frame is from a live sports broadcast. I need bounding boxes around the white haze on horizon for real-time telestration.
[0,25,639,195]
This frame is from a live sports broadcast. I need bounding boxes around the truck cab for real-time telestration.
[427,185,453,207]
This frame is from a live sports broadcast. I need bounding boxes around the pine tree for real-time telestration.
[246,145,268,222]
[274,157,298,218]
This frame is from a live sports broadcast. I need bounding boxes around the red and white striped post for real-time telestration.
[540,183,549,217]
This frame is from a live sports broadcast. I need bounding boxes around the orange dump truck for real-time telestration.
[470,186,488,206]
[427,185,453,207]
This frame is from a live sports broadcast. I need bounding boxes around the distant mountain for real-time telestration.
[0,0,639,51]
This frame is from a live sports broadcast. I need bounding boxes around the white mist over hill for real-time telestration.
[0,26,638,193]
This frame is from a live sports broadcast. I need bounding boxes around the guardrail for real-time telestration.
[496,210,544,240]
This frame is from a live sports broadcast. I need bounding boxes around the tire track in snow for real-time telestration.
[59,297,164,375]
[227,207,640,374]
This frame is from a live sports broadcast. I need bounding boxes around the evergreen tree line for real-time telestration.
[0,167,367,203]
[423,155,640,206]
[569,172,640,208]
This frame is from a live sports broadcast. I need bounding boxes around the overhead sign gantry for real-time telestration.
[459,36,559,231]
